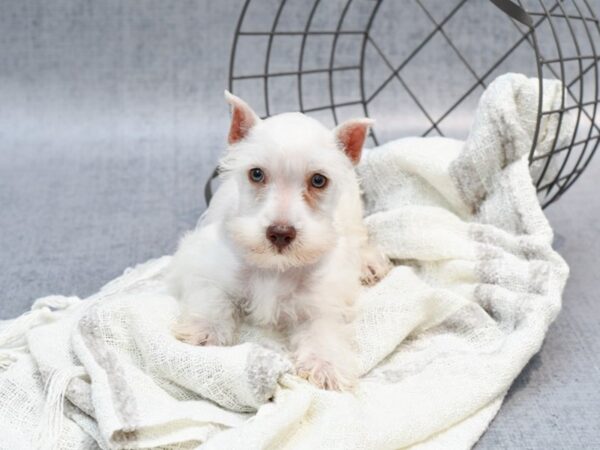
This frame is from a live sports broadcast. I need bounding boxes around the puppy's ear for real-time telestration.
[224,90,260,145]
[333,118,374,165]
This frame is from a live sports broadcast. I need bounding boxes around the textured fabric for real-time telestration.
[0,74,570,449]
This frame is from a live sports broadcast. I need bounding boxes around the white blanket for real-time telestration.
[0,73,570,450]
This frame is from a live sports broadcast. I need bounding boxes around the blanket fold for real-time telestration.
[0,73,570,450]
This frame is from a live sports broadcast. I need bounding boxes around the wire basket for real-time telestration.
[215,0,600,208]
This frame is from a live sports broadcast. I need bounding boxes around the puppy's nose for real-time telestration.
[266,224,296,250]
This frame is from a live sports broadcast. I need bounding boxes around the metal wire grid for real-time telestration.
[521,0,600,205]
[216,0,600,208]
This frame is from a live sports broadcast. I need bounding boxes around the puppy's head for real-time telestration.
[220,91,372,271]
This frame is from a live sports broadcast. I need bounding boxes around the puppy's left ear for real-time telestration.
[225,90,261,145]
[334,118,374,165]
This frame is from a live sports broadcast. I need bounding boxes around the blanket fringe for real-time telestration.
[36,366,87,450]
[0,295,80,371]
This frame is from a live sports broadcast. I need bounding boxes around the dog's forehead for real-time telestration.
[257,113,335,151]
[220,111,355,182]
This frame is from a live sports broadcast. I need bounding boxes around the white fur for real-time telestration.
[169,95,391,390]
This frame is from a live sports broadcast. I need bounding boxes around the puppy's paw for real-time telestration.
[360,245,392,286]
[295,354,357,391]
[173,318,230,347]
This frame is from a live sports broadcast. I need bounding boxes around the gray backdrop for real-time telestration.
[0,1,598,448]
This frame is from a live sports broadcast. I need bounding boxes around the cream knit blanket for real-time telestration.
[0,74,570,449]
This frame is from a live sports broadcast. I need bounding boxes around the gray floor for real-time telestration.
[0,1,598,448]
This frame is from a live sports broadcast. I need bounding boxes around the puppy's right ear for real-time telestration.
[334,118,374,165]
[225,90,260,145]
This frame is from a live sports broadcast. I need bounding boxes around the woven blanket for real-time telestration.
[0,73,570,450]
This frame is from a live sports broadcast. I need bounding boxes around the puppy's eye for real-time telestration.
[249,168,265,183]
[310,173,328,189]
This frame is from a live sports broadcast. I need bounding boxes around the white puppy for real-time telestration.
[169,91,391,390]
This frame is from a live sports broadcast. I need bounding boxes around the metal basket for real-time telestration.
[213,0,600,208]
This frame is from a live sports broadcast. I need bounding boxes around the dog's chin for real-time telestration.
[246,242,329,271]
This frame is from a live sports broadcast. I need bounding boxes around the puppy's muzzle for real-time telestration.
[266,224,296,251]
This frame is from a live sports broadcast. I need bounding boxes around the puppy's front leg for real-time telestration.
[360,242,393,286]
[174,282,237,347]
[290,317,358,391]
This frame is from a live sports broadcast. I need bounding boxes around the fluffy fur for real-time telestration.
[168,91,391,391]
